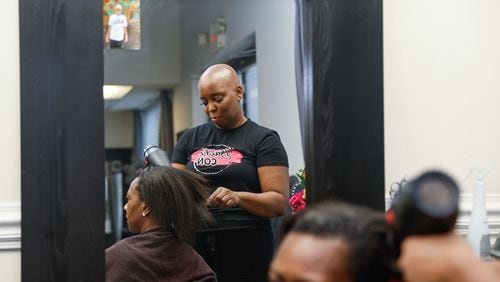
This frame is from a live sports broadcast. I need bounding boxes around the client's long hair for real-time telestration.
[136,166,213,244]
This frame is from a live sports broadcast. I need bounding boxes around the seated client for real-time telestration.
[106,166,217,282]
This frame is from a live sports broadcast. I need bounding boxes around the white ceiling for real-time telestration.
[104,88,161,112]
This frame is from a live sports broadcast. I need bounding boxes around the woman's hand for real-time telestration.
[398,234,500,282]
[206,187,240,208]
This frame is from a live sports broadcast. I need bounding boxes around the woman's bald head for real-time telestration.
[198,64,241,90]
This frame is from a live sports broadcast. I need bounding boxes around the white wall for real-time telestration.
[384,0,500,195]
[0,0,21,280]
[255,1,302,174]
[105,111,135,148]
[174,0,304,173]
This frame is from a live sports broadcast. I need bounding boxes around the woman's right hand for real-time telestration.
[398,234,500,282]
[206,187,240,208]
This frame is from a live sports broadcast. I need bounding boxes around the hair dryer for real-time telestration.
[386,170,460,256]
[143,145,170,167]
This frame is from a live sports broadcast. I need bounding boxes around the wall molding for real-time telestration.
[0,203,21,251]
[456,193,500,240]
[3,195,499,251]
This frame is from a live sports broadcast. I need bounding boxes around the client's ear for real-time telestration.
[142,206,151,217]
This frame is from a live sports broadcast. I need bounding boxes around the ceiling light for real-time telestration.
[103,85,133,100]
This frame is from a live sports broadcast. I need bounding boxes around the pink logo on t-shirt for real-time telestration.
[191,144,242,174]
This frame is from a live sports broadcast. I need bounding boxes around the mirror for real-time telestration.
[102,0,304,245]
[101,0,500,252]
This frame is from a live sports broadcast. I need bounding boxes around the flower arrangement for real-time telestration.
[289,168,306,213]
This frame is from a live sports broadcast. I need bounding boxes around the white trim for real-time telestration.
[2,195,499,251]
[0,203,21,251]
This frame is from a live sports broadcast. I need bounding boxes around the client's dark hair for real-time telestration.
[280,201,393,282]
[135,166,213,244]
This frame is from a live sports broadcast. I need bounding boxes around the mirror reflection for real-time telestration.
[103,0,303,280]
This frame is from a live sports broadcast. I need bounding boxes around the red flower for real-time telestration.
[109,4,113,9]
[289,190,306,213]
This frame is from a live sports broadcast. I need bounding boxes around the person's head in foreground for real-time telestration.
[125,166,213,243]
[269,201,392,282]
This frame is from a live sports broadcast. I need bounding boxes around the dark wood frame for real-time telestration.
[19,0,383,280]
[297,0,385,210]
[20,0,105,280]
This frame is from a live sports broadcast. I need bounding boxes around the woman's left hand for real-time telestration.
[206,187,240,208]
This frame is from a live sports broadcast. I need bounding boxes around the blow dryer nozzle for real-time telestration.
[143,145,170,167]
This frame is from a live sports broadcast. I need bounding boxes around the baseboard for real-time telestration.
[0,203,21,251]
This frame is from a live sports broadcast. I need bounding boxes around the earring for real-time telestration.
[142,212,146,217]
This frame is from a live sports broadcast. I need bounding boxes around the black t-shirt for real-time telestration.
[171,120,289,224]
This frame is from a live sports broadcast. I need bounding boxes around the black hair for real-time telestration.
[280,201,393,282]
[135,166,213,244]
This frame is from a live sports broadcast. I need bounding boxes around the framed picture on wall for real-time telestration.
[103,0,141,50]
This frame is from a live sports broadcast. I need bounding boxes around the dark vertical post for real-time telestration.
[20,0,104,281]
[298,0,385,210]
[159,90,174,157]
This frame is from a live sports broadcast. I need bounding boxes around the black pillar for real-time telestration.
[297,0,385,210]
[20,0,105,281]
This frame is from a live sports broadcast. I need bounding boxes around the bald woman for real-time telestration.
[172,64,289,282]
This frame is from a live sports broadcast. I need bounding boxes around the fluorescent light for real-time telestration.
[103,85,133,100]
